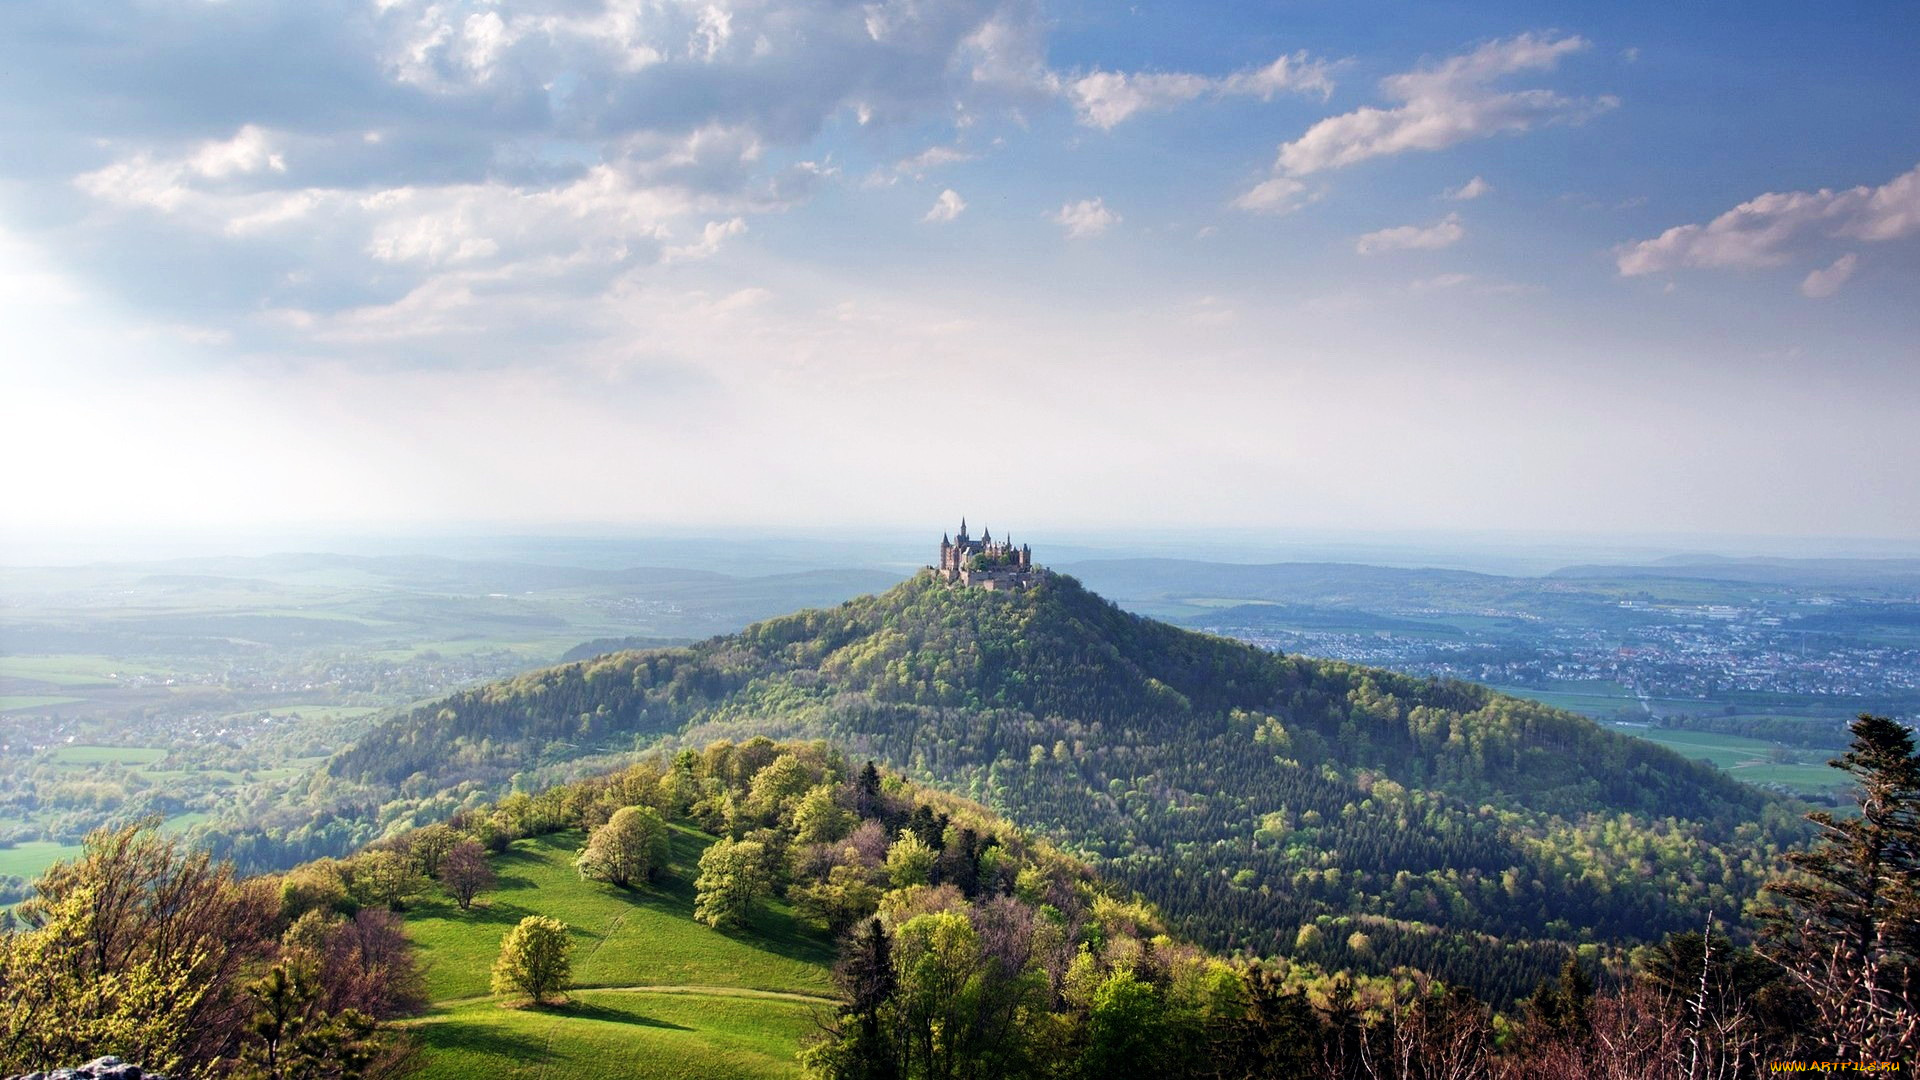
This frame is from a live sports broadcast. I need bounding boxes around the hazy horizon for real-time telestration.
[9,521,1920,578]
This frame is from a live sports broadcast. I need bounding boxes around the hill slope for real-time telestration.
[317,571,1802,1004]
[402,828,835,1080]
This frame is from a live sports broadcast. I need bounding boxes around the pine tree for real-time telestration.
[1758,713,1920,1059]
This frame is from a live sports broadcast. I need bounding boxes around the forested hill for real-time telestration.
[309,570,1803,1004]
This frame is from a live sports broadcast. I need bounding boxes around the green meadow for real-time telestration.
[0,696,85,712]
[0,840,84,880]
[47,744,170,767]
[400,827,838,1079]
[1607,726,1851,795]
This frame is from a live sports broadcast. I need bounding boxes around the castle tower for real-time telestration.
[935,518,1037,588]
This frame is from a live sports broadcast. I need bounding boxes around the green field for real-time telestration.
[47,745,169,767]
[407,990,820,1080]
[1491,681,1705,718]
[217,705,385,723]
[401,827,838,1078]
[1601,724,1850,795]
[1487,683,1851,796]
[0,695,85,711]
[0,840,84,880]
[0,655,172,687]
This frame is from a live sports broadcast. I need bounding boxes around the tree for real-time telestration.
[694,838,771,929]
[794,784,855,845]
[234,961,379,1080]
[1082,969,1168,1079]
[1758,713,1920,1059]
[0,820,275,1077]
[406,824,461,879]
[314,909,427,1020]
[490,916,573,1005]
[791,864,884,935]
[855,760,885,819]
[801,918,900,1080]
[279,859,351,922]
[574,805,671,889]
[747,754,816,822]
[437,839,495,911]
[0,883,210,1076]
[889,911,985,1080]
[885,832,936,890]
[349,850,427,911]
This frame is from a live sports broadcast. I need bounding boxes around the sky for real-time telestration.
[2,0,1917,545]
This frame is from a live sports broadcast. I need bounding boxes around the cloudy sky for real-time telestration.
[2,0,1916,542]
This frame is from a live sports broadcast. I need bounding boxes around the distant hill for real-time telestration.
[560,635,698,662]
[313,571,1801,1005]
[1548,554,1920,591]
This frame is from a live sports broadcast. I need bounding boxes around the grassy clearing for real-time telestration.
[1600,724,1850,795]
[406,989,817,1080]
[399,826,836,1078]
[404,827,834,1001]
[217,704,384,723]
[47,745,169,766]
[0,840,83,880]
[0,695,85,711]
[161,812,210,834]
[0,655,171,687]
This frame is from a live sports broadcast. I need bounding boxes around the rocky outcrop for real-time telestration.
[4,1057,165,1080]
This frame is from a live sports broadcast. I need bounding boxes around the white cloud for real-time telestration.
[1355,213,1464,255]
[1232,177,1311,215]
[1269,34,1609,177]
[190,125,288,179]
[1445,176,1491,200]
[1067,52,1332,129]
[1052,197,1118,238]
[866,144,976,187]
[1800,253,1858,298]
[664,217,748,261]
[923,189,967,223]
[1616,162,1920,279]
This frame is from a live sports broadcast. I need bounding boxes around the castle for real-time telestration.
[935,518,1037,590]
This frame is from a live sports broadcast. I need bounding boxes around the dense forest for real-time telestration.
[214,571,1807,1005]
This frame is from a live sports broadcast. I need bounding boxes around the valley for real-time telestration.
[7,541,1912,896]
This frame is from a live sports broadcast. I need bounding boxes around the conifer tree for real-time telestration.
[1758,713,1920,1059]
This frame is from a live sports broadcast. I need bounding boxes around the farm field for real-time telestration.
[0,839,83,880]
[1599,723,1850,795]
[400,827,837,1079]
[48,744,169,766]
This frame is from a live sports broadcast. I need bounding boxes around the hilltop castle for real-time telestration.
[936,519,1036,590]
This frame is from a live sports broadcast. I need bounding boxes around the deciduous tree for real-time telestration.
[437,839,495,911]
[490,916,573,1005]
[694,838,771,929]
[575,805,671,889]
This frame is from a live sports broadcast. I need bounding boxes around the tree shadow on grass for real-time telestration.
[423,1018,547,1060]
[732,906,838,968]
[446,897,536,928]
[554,998,695,1031]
